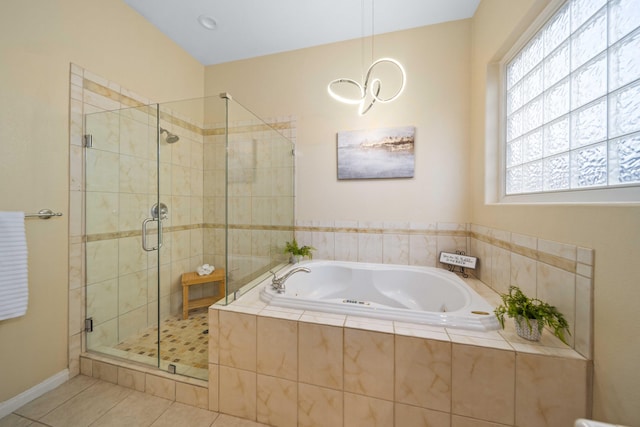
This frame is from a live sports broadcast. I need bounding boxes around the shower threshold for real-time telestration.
[89,309,209,381]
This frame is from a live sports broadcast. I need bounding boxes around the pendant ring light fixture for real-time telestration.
[328,58,406,115]
[327,0,406,115]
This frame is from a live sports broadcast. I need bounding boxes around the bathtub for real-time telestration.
[259,260,500,331]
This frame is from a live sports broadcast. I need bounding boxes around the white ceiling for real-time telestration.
[122,0,481,66]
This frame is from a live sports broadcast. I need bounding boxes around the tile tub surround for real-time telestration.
[294,220,594,359]
[208,277,591,427]
[469,224,594,360]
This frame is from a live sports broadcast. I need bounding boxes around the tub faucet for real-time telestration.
[269,267,311,293]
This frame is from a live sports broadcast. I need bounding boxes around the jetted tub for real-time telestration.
[259,260,500,331]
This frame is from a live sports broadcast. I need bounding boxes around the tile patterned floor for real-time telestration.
[114,309,210,370]
[0,375,270,427]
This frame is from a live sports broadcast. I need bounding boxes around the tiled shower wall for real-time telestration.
[68,64,296,375]
[294,221,593,359]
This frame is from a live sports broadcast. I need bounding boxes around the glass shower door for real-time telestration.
[84,104,163,370]
[83,93,295,381]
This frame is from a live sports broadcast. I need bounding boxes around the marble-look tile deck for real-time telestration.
[0,375,269,427]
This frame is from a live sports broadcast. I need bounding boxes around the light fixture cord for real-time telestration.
[360,0,376,81]
[371,0,375,62]
[361,0,365,81]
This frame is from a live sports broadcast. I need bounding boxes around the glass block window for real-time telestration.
[505,0,640,195]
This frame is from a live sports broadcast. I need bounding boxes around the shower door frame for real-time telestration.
[83,103,163,371]
[77,78,297,382]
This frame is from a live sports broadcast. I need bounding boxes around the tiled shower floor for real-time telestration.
[95,309,209,380]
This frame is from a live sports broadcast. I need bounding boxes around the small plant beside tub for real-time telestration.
[283,238,315,264]
[494,285,570,345]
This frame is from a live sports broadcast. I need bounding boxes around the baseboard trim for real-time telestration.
[0,369,69,419]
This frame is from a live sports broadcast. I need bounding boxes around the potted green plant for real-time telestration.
[283,238,315,263]
[494,285,570,345]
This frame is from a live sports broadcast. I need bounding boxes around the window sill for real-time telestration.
[493,185,640,206]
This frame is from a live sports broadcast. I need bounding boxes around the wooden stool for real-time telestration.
[181,268,226,320]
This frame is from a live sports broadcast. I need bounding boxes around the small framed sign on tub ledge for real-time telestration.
[439,251,477,278]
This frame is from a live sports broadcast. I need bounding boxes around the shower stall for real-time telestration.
[83,93,295,380]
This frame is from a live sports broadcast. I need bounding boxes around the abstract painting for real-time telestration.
[337,126,415,179]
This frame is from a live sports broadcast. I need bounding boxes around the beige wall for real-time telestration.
[0,0,203,401]
[2,0,638,424]
[205,20,472,224]
[470,1,640,425]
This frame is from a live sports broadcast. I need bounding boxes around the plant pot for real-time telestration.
[289,255,302,264]
[514,316,541,341]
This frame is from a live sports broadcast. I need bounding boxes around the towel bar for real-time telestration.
[25,209,63,219]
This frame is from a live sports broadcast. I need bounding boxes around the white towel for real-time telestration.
[196,264,215,276]
[0,212,29,321]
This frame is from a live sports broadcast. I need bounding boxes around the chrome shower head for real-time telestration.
[159,127,180,144]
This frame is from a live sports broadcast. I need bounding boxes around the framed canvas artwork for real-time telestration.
[337,126,415,180]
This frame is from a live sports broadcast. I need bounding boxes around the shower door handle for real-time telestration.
[141,217,163,251]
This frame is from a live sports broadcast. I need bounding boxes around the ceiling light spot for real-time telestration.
[198,15,217,30]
